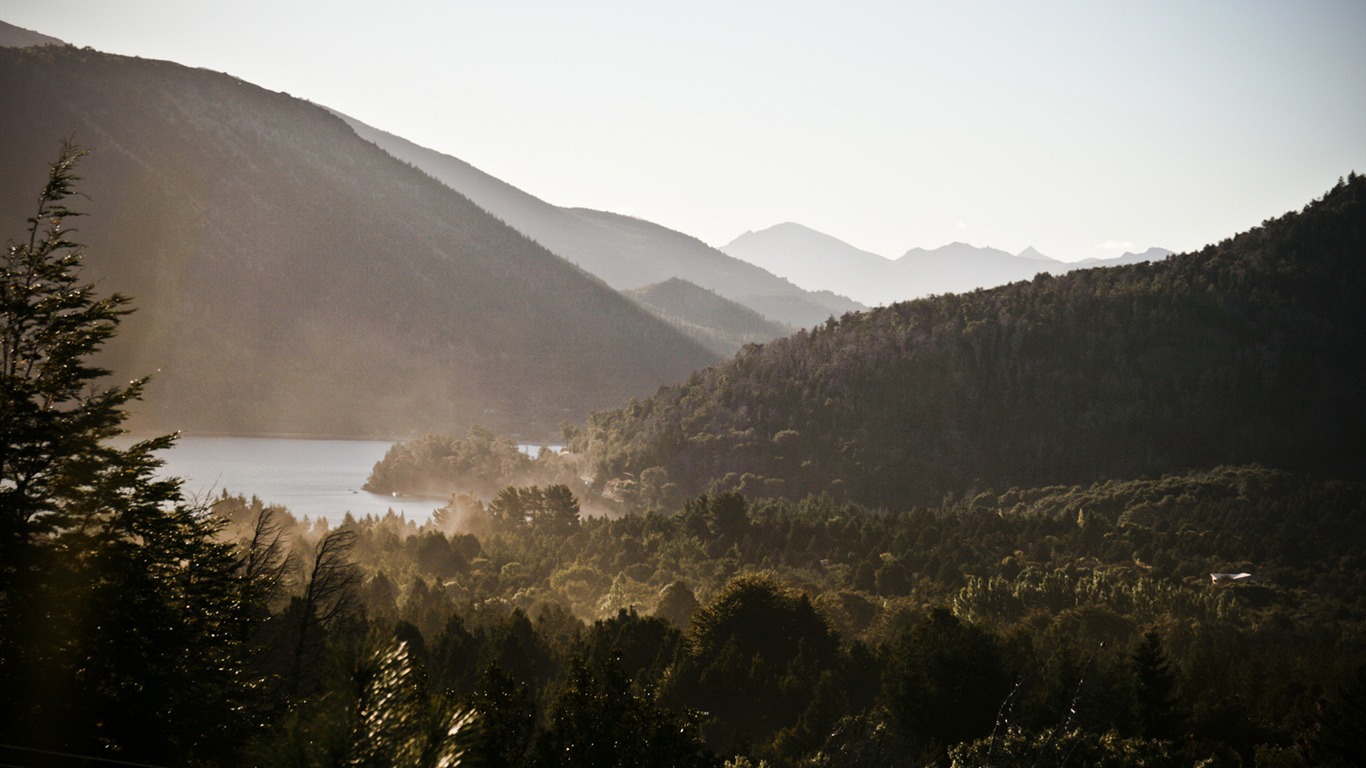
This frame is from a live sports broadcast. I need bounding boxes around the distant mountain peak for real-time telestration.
[901,241,1011,260]
[724,221,875,252]
[1017,246,1056,262]
[1130,246,1175,260]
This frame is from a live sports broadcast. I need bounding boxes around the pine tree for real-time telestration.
[0,140,266,763]
[1130,629,1181,740]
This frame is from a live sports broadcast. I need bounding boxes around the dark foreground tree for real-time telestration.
[252,635,478,768]
[0,140,267,764]
[533,653,716,768]
[883,607,1013,750]
[665,571,841,755]
[1129,629,1181,740]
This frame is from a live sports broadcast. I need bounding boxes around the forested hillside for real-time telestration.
[8,138,1365,767]
[200,464,1366,766]
[569,176,1366,508]
[627,278,794,357]
[0,45,718,438]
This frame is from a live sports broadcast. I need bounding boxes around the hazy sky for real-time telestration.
[5,1,1364,261]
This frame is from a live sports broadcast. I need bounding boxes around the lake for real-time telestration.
[143,436,442,525]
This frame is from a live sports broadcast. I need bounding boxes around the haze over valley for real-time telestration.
[3,8,1365,768]
[0,39,720,440]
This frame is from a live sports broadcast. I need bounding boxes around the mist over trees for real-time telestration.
[339,176,1366,766]
[4,44,1365,767]
[189,462,1366,767]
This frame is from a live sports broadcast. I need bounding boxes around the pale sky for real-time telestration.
[5,1,1364,262]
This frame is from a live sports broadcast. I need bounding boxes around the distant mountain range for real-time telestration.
[721,221,1171,306]
[0,41,719,439]
[333,114,865,331]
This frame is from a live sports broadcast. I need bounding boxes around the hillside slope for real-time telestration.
[626,278,793,357]
[0,20,63,47]
[570,176,1366,508]
[0,45,719,438]
[335,113,865,329]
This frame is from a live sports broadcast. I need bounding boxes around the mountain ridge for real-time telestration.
[333,112,865,330]
[626,278,793,358]
[0,20,64,48]
[0,44,719,439]
[722,223,1172,305]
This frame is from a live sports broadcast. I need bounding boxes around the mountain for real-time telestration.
[625,278,794,357]
[569,176,1366,509]
[0,44,719,439]
[893,241,1066,298]
[334,113,865,329]
[1069,246,1175,268]
[0,20,64,48]
[720,222,894,306]
[722,224,1172,305]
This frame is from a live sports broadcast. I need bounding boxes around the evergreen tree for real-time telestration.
[1310,665,1366,766]
[466,661,536,768]
[534,653,716,768]
[882,607,1013,750]
[0,140,267,763]
[1129,630,1181,740]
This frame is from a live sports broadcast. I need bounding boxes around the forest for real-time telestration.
[4,146,1365,768]
[562,173,1366,510]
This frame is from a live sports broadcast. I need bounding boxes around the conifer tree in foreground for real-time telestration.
[0,140,264,765]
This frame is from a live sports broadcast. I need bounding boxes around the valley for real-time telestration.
[2,15,1363,768]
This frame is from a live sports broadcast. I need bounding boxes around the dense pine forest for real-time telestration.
[5,142,1366,767]
[564,174,1366,510]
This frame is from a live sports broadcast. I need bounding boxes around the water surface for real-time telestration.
[149,436,444,526]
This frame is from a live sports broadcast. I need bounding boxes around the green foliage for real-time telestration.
[1129,630,1181,740]
[948,727,1178,768]
[466,662,536,768]
[626,277,795,357]
[666,572,843,756]
[570,176,1366,510]
[533,654,716,768]
[11,138,1359,765]
[253,635,477,768]
[883,607,1013,748]
[264,462,1366,765]
[0,138,143,542]
[288,527,364,697]
[487,483,583,533]
[1307,665,1366,766]
[685,572,838,665]
[0,141,271,764]
[365,428,537,499]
